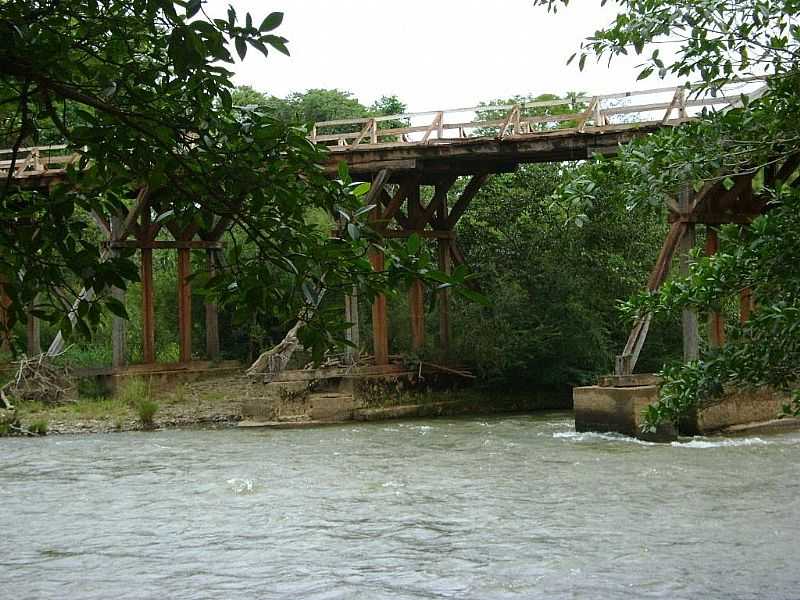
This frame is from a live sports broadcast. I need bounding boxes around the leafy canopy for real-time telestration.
[535,0,800,426]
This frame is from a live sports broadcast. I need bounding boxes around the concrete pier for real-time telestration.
[574,374,795,440]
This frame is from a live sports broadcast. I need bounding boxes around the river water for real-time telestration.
[1,412,799,599]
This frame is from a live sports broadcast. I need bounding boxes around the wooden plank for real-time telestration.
[705,227,725,348]
[447,173,489,228]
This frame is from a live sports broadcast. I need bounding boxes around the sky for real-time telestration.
[207,0,680,112]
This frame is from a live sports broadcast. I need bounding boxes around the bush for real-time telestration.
[136,399,159,429]
[27,419,48,436]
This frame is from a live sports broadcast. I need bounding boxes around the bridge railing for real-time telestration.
[0,144,77,178]
[311,77,767,149]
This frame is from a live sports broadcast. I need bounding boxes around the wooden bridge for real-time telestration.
[1,78,773,379]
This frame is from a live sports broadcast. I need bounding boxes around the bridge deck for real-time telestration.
[322,122,661,181]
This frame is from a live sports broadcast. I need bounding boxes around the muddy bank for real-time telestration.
[5,373,570,436]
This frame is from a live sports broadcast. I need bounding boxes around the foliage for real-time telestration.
[450,163,677,386]
[0,2,458,363]
[535,0,800,427]
[136,398,159,429]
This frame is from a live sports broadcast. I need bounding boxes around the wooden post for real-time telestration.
[141,248,155,363]
[0,275,10,353]
[26,300,41,356]
[344,287,361,364]
[110,215,127,368]
[437,200,451,357]
[679,187,699,361]
[406,183,425,351]
[369,247,389,365]
[204,249,220,360]
[409,279,425,351]
[705,227,725,348]
[740,288,753,324]
[177,247,192,363]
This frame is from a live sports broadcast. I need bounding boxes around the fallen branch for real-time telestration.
[247,285,327,380]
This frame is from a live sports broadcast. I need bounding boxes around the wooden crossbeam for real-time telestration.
[108,240,224,250]
[380,178,415,226]
[616,221,686,375]
[415,176,457,229]
[447,173,489,228]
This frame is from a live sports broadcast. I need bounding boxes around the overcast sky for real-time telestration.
[207,0,679,112]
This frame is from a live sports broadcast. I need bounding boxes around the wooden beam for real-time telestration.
[380,178,415,226]
[617,221,686,375]
[447,173,489,228]
[705,227,725,348]
[177,248,192,363]
[415,176,457,228]
[108,240,224,250]
[382,230,455,239]
[364,168,392,210]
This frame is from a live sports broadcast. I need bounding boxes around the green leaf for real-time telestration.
[722,176,736,190]
[235,36,247,60]
[263,35,289,56]
[406,233,421,254]
[259,12,284,32]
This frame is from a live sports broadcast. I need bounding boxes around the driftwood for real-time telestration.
[246,319,304,379]
[0,353,74,406]
[247,286,327,380]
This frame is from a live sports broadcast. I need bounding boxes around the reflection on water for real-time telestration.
[1,412,799,599]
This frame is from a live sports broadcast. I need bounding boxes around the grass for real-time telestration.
[136,399,159,429]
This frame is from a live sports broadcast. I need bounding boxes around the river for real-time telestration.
[1,412,799,599]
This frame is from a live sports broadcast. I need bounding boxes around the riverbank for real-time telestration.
[5,376,570,436]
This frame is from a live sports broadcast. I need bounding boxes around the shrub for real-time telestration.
[136,399,159,429]
[28,419,48,436]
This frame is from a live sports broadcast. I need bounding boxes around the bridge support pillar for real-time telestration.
[204,249,220,360]
[409,279,425,351]
[369,247,389,365]
[678,189,699,362]
[110,216,127,368]
[705,227,725,348]
[177,248,192,364]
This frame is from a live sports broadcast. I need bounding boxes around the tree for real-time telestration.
[0,2,459,360]
[534,0,800,426]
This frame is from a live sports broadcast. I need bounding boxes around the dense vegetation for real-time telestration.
[2,0,797,429]
[536,0,800,424]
